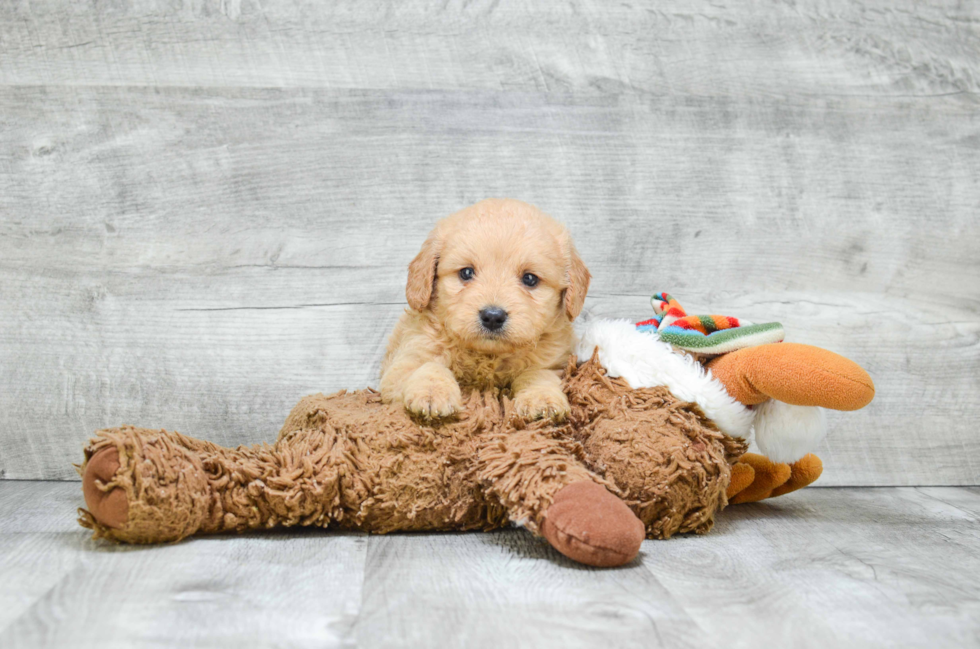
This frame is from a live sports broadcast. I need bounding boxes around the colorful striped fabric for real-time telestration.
[636,292,784,355]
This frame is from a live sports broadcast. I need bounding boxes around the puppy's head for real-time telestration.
[406,199,590,352]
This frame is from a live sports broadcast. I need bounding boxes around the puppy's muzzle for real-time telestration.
[479,306,508,333]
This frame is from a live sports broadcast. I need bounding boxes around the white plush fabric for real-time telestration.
[753,400,827,463]
[576,318,828,462]
[575,319,754,439]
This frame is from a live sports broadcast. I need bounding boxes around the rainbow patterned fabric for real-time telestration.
[636,292,784,355]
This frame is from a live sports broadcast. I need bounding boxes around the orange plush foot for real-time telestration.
[705,343,874,410]
[770,453,823,498]
[728,453,791,504]
[726,461,756,500]
[727,453,824,504]
[541,482,646,567]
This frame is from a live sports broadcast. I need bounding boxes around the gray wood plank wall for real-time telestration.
[1,1,978,485]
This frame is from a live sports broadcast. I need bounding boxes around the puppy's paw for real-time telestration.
[405,382,463,419]
[514,386,570,422]
[404,365,463,420]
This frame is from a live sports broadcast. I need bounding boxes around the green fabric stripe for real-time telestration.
[659,322,783,350]
[698,315,718,333]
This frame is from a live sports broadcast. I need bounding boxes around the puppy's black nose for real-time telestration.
[479,306,508,332]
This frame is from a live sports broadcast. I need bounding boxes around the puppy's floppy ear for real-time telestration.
[561,233,591,320]
[406,229,441,311]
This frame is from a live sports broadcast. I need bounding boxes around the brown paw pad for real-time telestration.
[82,447,129,529]
[541,481,645,568]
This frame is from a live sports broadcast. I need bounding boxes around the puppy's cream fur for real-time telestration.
[381,199,590,420]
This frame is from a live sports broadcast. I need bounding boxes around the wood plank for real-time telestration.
[0,482,86,632]
[1,84,977,483]
[0,482,368,648]
[1,0,977,98]
[644,487,980,648]
[354,487,980,648]
[917,486,980,518]
[354,532,708,649]
[2,482,978,647]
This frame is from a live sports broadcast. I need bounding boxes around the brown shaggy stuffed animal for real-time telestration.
[78,343,872,567]
[80,355,746,567]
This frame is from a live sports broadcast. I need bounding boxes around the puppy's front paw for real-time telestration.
[404,365,463,420]
[514,386,570,422]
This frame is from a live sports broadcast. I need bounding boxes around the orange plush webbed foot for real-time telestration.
[726,453,823,504]
[727,461,757,499]
[770,453,823,498]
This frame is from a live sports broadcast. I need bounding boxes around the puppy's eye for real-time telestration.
[521,273,539,288]
[459,267,475,282]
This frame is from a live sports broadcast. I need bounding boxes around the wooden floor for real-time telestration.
[0,482,977,648]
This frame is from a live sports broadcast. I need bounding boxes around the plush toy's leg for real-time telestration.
[726,453,823,504]
[80,424,343,543]
[80,427,221,543]
[476,427,645,567]
[571,395,746,538]
[704,343,874,410]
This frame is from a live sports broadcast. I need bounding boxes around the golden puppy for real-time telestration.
[380,198,590,421]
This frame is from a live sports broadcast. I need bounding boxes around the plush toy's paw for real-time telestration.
[79,427,216,543]
[82,447,129,529]
[541,481,645,567]
[513,386,570,422]
[403,364,463,419]
[706,343,875,410]
[726,453,823,504]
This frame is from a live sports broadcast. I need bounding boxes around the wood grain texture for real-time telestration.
[1,481,978,648]
[354,532,708,648]
[1,0,978,96]
[648,486,980,649]
[1,1,978,484]
[0,482,368,648]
